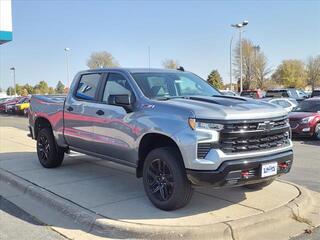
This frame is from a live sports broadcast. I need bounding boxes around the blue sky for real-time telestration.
[0,0,319,90]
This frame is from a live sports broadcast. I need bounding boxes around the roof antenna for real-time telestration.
[177,66,185,71]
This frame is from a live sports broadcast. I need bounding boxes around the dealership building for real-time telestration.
[0,0,12,45]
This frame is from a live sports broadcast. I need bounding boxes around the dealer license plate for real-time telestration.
[261,162,277,178]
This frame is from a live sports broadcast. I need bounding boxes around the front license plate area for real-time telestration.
[261,162,277,178]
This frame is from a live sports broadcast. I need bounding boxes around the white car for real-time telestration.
[262,98,298,112]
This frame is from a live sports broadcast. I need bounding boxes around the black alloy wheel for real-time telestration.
[142,147,193,211]
[36,128,64,168]
[38,134,50,162]
[146,158,174,201]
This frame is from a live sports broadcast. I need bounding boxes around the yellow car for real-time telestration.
[14,98,30,115]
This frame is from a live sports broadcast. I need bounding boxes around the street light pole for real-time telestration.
[10,67,16,96]
[239,29,243,92]
[64,48,70,88]
[230,36,233,91]
[231,20,248,93]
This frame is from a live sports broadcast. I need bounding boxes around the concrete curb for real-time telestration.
[1,168,319,240]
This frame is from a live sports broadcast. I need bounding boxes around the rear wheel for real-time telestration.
[244,179,274,190]
[314,123,320,140]
[143,147,193,211]
[37,128,64,168]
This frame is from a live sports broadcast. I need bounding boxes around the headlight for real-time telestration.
[188,118,223,143]
[300,116,314,124]
[188,118,224,131]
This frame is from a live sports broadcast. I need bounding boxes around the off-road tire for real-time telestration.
[37,128,64,168]
[143,147,193,211]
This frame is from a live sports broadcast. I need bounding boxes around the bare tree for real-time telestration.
[162,59,179,69]
[233,39,270,90]
[254,48,272,89]
[306,55,320,91]
[87,51,119,69]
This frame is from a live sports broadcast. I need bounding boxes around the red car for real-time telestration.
[289,98,320,139]
[0,97,22,113]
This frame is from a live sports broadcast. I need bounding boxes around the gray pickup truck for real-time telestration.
[28,68,293,210]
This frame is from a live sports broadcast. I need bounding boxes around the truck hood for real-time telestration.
[158,95,287,120]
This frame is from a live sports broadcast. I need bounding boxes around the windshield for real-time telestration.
[293,101,320,112]
[131,72,220,99]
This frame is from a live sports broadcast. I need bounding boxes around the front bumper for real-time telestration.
[186,150,293,187]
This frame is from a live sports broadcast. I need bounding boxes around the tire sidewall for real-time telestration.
[142,147,192,210]
[37,128,63,168]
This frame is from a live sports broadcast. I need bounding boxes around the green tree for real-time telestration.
[162,59,179,69]
[6,87,15,96]
[34,81,49,94]
[306,55,320,90]
[207,70,224,89]
[48,87,55,94]
[23,84,34,94]
[21,89,29,96]
[87,51,119,69]
[55,81,65,94]
[272,60,306,88]
[15,84,23,96]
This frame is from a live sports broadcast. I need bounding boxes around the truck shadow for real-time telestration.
[0,151,261,238]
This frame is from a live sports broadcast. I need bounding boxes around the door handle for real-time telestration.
[66,106,73,112]
[96,110,104,116]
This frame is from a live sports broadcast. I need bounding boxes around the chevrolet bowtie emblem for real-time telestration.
[257,121,275,131]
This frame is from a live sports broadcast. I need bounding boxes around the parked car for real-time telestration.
[261,98,298,112]
[240,89,265,99]
[265,89,306,102]
[0,97,22,113]
[29,68,293,210]
[297,89,310,99]
[311,89,320,98]
[14,97,30,115]
[220,90,238,96]
[289,98,320,139]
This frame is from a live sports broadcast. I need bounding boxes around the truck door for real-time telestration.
[90,72,137,165]
[64,73,103,151]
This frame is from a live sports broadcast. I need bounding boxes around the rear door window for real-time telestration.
[102,73,133,103]
[76,74,101,100]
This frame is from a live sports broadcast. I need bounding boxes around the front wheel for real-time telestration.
[244,179,274,190]
[142,147,193,211]
[37,128,64,168]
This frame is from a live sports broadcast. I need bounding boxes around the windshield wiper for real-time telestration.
[155,96,189,101]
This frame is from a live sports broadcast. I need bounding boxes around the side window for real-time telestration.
[103,73,133,103]
[76,74,100,100]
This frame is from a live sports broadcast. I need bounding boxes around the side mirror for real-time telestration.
[108,94,135,112]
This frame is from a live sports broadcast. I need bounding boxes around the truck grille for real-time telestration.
[196,117,290,158]
[220,132,290,153]
[220,117,290,154]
